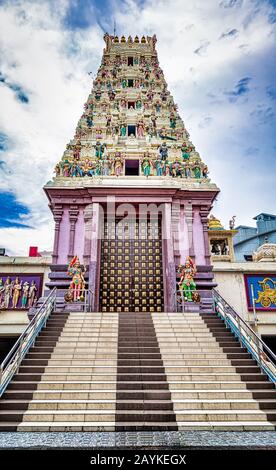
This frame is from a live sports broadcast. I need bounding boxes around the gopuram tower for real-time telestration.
[44,34,220,313]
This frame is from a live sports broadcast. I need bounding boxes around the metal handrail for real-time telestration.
[175,288,200,312]
[213,288,276,384]
[66,289,94,312]
[0,287,57,397]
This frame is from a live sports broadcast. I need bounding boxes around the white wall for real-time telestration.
[213,261,276,336]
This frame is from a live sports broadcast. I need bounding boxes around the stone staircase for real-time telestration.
[0,311,275,431]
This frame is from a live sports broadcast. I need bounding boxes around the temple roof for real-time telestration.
[48,34,218,193]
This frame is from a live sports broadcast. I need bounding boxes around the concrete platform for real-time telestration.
[0,431,276,449]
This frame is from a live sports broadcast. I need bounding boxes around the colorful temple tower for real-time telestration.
[44,34,220,313]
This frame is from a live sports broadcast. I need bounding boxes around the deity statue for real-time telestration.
[170,161,182,178]
[178,257,197,302]
[170,113,176,129]
[73,140,81,160]
[54,163,61,177]
[136,99,142,110]
[86,116,93,128]
[181,143,190,160]
[102,158,111,176]
[2,277,12,309]
[122,78,127,89]
[113,153,122,177]
[155,101,161,113]
[95,91,101,101]
[61,160,71,177]
[137,121,145,138]
[159,142,168,160]
[0,278,4,307]
[66,256,86,302]
[21,282,30,308]
[12,277,22,309]
[120,124,127,137]
[103,33,113,53]
[108,89,116,101]
[155,158,165,176]
[95,141,106,159]
[193,162,201,179]
[141,155,152,177]
[71,161,83,177]
[229,216,236,230]
[202,164,209,178]
[28,281,38,307]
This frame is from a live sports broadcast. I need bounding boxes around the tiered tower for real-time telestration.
[44,34,220,312]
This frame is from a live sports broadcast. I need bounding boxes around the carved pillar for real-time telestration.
[162,202,176,312]
[89,203,102,311]
[52,205,63,264]
[200,205,212,265]
[171,200,180,265]
[68,205,79,261]
[179,204,189,264]
[83,205,93,266]
[184,201,195,259]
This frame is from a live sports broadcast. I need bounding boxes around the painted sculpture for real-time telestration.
[178,257,198,302]
[12,277,22,309]
[66,256,86,302]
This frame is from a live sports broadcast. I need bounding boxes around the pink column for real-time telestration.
[83,205,93,266]
[52,205,63,264]
[185,202,195,259]
[199,205,212,266]
[162,202,176,312]
[68,205,79,261]
[179,204,190,264]
[89,202,102,311]
[192,207,205,265]
[74,208,85,264]
[57,208,70,264]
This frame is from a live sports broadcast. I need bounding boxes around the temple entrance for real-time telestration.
[99,215,164,312]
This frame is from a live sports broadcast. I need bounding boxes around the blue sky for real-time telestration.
[0,0,275,255]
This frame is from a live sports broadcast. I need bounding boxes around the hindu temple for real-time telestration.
[45,33,219,313]
[0,34,275,435]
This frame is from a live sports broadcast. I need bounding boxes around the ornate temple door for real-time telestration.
[99,215,164,312]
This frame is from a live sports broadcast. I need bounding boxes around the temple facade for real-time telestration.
[44,34,220,313]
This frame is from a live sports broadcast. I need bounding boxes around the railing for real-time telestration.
[0,288,57,397]
[83,289,94,312]
[213,288,276,384]
[174,288,200,312]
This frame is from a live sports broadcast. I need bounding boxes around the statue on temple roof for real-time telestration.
[142,154,152,177]
[229,216,236,230]
[137,121,145,138]
[103,33,113,53]
[95,141,106,159]
[113,154,123,177]
[159,142,169,160]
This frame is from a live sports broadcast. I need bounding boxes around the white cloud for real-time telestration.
[0,0,275,254]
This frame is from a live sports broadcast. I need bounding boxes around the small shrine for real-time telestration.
[208,215,237,262]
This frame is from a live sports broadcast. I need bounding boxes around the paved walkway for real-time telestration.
[0,431,276,449]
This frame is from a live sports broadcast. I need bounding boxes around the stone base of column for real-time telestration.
[195,265,217,313]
